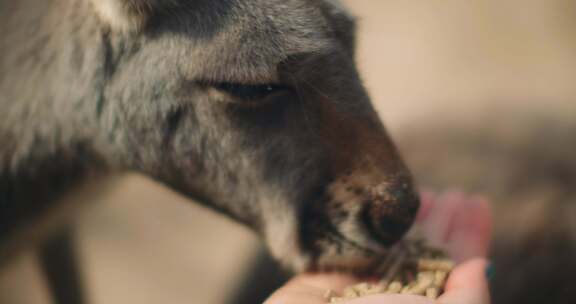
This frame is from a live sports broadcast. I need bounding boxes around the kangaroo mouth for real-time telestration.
[299,192,386,271]
[323,215,380,254]
[302,219,382,271]
[297,173,419,271]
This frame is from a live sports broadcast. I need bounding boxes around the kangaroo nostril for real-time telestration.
[361,188,420,247]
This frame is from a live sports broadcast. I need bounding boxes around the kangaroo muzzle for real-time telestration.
[297,162,419,272]
[358,177,420,247]
[327,166,419,247]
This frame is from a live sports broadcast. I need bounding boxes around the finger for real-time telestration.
[439,258,490,304]
[344,294,434,304]
[264,280,326,304]
[420,191,465,248]
[445,196,492,262]
[290,273,359,291]
[416,190,436,223]
[265,273,359,304]
[264,290,323,304]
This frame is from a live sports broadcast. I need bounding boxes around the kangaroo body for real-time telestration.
[1,0,419,303]
[3,1,573,304]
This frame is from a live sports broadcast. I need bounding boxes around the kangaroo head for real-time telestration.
[90,0,419,271]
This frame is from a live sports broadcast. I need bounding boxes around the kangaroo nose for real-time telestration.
[360,179,420,247]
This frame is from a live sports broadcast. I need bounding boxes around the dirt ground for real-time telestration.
[1,1,575,303]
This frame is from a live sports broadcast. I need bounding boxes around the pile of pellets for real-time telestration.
[326,239,454,303]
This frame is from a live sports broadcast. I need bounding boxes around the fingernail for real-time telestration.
[485,262,495,281]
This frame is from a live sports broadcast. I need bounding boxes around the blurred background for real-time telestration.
[1,0,575,303]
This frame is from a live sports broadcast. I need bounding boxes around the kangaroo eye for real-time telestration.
[212,82,290,101]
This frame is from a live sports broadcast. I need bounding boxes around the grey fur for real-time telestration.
[0,0,418,272]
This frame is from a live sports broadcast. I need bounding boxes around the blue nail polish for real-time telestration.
[485,263,495,281]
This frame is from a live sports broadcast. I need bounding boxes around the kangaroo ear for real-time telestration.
[90,0,161,31]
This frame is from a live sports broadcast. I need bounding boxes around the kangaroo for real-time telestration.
[0,0,420,303]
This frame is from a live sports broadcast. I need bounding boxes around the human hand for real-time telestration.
[265,191,492,304]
